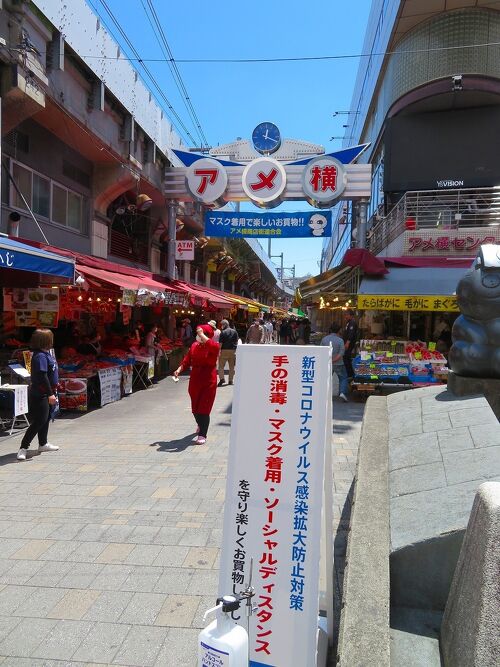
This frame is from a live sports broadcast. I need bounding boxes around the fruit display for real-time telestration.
[360,339,407,355]
[409,350,446,364]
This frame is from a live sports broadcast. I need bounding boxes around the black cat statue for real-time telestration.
[449,244,500,378]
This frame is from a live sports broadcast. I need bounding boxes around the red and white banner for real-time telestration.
[219,345,331,667]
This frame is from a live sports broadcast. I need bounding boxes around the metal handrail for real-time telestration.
[368,187,500,255]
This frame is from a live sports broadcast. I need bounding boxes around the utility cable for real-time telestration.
[87,0,197,146]
[141,0,209,149]
[8,37,500,64]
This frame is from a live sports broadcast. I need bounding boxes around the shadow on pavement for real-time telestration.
[0,450,40,466]
[149,434,196,453]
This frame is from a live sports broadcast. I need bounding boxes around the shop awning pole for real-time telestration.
[2,159,49,245]
[166,200,177,281]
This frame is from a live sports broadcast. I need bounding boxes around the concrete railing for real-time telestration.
[336,396,391,666]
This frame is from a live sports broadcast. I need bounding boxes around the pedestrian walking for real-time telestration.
[145,323,161,384]
[174,324,219,445]
[264,319,274,343]
[245,318,265,344]
[218,319,238,386]
[321,324,349,402]
[17,329,60,461]
[279,319,291,344]
[208,319,221,343]
[343,309,359,379]
[181,318,194,347]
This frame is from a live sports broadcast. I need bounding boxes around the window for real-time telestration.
[8,159,88,234]
[52,184,67,225]
[11,162,31,211]
[32,173,50,218]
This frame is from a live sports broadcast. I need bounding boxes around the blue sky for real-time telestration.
[92,0,372,277]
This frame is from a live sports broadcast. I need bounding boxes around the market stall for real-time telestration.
[351,339,449,395]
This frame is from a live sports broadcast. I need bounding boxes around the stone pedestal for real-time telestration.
[440,482,500,667]
[448,372,500,420]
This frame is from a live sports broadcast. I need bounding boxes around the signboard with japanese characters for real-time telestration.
[403,229,500,256]
[165,155,371,209]
[302,156,347,208]
[98,367,122,407]
[219,345,331,667]
[186,157,228,207]
[358,294,459,312]
[242,157,287,208]
[204,210,332,239]
[175,240,195,260]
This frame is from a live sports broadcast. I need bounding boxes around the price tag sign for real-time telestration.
[370,375,379,380]
[414,352,422,360]
[429,342,436,351]
[386,352,393,358]
[369,363,376,369]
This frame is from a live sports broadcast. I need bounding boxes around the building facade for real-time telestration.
[322,0,500,271]
[0,0,285,305]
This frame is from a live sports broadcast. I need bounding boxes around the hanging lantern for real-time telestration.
[207,259,217,273]
[136,193,153,212]
[227,272,236,282]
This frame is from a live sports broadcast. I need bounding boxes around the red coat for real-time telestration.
[180,339,219,415]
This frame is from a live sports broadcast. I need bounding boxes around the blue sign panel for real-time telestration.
[204,210,332,238]
[0,238,75,279]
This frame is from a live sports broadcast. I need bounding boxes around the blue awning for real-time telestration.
[0,237,74,281]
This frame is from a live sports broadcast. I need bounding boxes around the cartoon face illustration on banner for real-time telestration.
[242,157,287,209]
[308,213,329,236]
[185,158,228,207]
[302,156,347,208]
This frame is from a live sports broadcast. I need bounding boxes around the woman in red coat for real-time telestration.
[174,324,220,445]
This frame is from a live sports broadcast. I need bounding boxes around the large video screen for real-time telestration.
[384,106,500,192]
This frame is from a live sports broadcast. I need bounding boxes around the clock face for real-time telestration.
[252,122,282,154]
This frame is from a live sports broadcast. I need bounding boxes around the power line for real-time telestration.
[140,0,209,148]
[87,0,197,146]
[9,37,500,64]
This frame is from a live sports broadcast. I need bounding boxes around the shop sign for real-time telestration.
[165,152,372,209]
[186,157,228,206]
[98,367,122,407]
[404,229,500,256]
[242,157,287,208]
[219,345,331,666]
[121,289,137,307]
[204,210,332,239]
[302,156,347,208]
[175,240,195,260]
[59,378,88,411]
[122,365,133,395]
[358,294,459,312]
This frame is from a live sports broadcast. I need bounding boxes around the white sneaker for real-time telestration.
[192,435,200,442]
[17,449,27,461]
[339,393,348,402]
[195,436,207,445]
[38,443,59,452]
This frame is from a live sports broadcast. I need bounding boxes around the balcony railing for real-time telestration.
[368,187,500,255]
[110,229,149,266]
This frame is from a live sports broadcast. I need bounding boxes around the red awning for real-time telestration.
[76,265,146,291]
[383,256,474,269]
[172,281,235,309]
[342,248,388,275]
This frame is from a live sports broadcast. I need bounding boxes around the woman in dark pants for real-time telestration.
[17,329,60,461]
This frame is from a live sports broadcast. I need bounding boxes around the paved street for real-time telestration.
[0,376,364,666]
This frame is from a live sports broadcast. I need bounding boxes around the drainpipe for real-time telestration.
[166,199,177,280]
[357,200,368,250]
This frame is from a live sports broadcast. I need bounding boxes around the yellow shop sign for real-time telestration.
[357,294,459,312]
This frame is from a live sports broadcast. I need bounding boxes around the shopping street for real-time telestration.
[0,377,363,666]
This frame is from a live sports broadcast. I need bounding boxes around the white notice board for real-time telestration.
[219,345,332,667]
[98,367,122,407]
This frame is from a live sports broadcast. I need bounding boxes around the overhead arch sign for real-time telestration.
[165,154,371,210]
